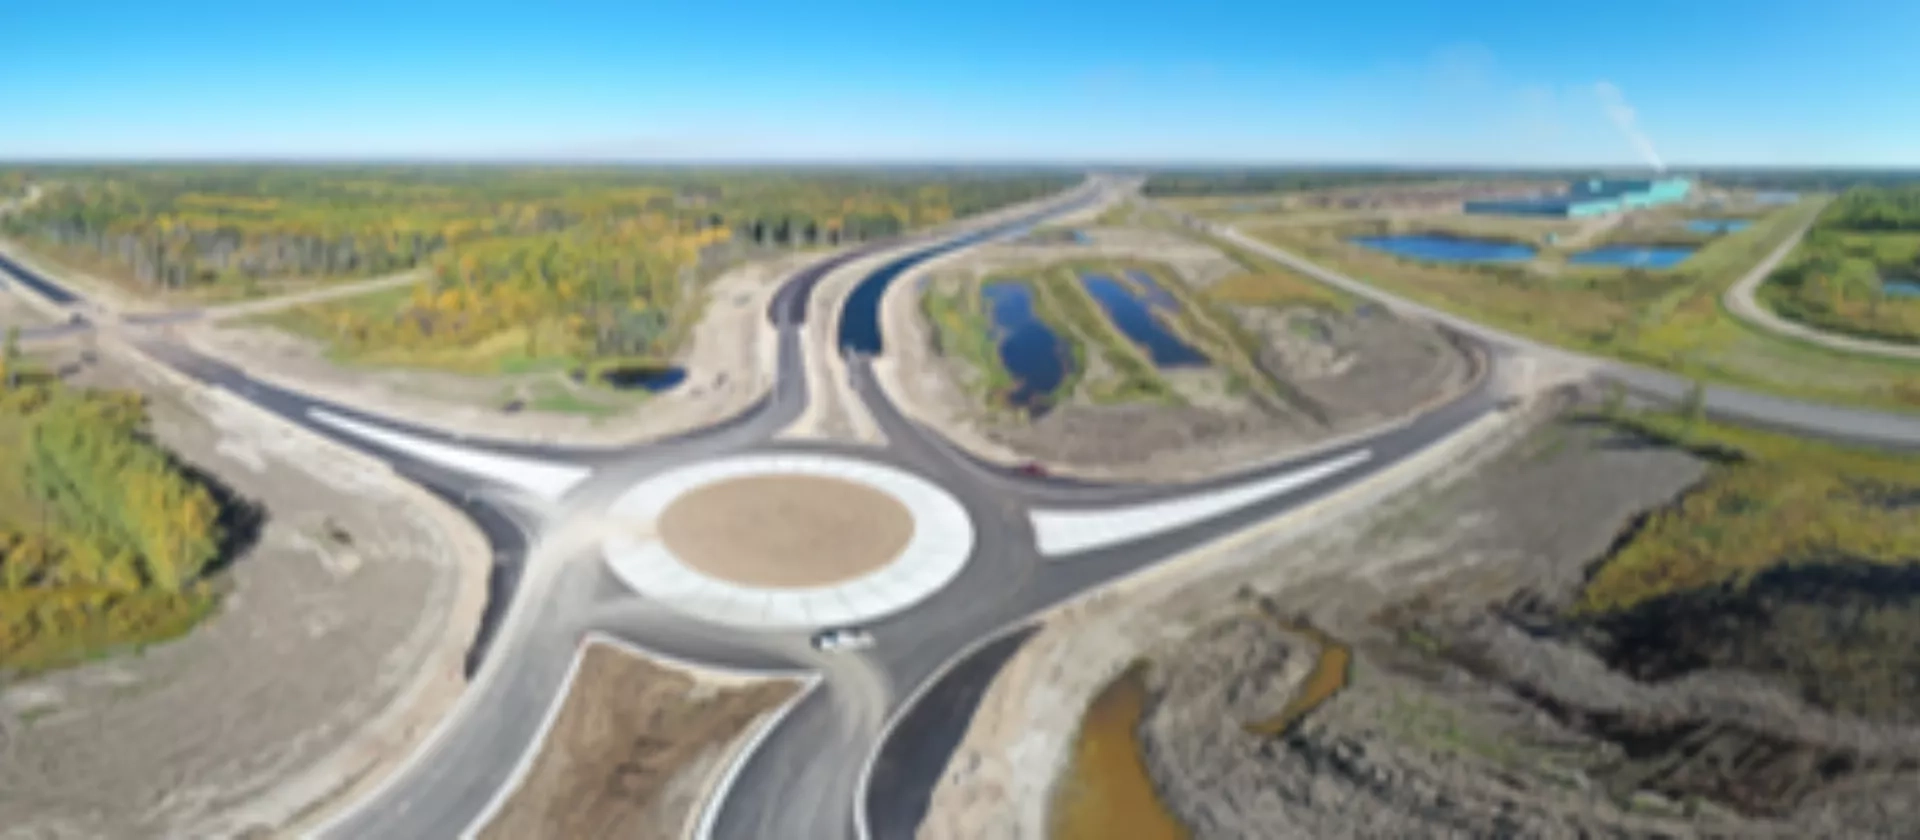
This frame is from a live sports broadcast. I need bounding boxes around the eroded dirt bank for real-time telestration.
[922,389,1920,839]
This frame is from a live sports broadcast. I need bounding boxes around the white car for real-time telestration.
[810,627,875,653]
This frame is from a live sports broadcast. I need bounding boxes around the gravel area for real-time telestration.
[878,228,1476,483]
[177,252,810,446]
[659,476,912,587]
[0,345,483,840]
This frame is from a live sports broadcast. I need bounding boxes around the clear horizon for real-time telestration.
[6,0,1918,166]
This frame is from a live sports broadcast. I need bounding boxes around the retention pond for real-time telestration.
[1568,245,1697,269]
[1349,233,1536,264]
[1078,272,1208,366]
[1685,218,1753,234]
[982,282,1070,411]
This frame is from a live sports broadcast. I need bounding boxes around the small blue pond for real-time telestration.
[1569,245,1697,269]
[982,283,1069,411]
[581,364,688,392]
[1350,234,1536,263]
[1079,272,1209,366]
[1686,218,1752,234]
[1885,278,1920,298]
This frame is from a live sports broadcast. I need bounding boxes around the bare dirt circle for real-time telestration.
[657,474,916,588]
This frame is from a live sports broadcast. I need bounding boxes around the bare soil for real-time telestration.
[658,476,912,588]
[0,344,480,840]
[882,227,1476,483]
[477,642,800,840]
[177,251,813,446]
[923,389,1920,839]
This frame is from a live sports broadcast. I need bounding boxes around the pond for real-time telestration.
[1568,244,1698,270]
[1078,272,1209,366]
[1049,664,1190,840]
[1685,218,1752,234]
[981,282,1070,412]
[1349,233,1536,264]
[1885,278,1920,298]
[575,363,687,392]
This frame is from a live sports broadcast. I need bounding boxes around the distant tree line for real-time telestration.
[0,167,1075,294]
[1818,185,1920,232]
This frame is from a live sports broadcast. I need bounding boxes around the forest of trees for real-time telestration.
[0,364,226,674]
[1818,185,1920,232]
[1760,185,1920,343]
[313,220,728,368]
[0,167,1074,296]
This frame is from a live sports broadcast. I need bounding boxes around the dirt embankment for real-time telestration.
[882,225,1476,483]
[180,251,812,446]
[477,641,801,840]
[929,388,1920,839]
[0,343,485,839]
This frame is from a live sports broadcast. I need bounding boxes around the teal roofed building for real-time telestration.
[1465,176,1692,218]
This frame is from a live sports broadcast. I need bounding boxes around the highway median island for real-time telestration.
[887,223,1475,483]
[920,385,1920,838]
[475,638,802,840]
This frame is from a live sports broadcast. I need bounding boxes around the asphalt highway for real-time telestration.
[6,174,1830,840]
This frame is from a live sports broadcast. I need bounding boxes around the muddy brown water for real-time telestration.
[1050,663,1190,840]
[1247,622,1352,737]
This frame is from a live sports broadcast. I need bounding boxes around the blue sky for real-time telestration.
[4,0,1917,165]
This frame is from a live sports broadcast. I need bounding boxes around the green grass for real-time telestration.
[1250,196,1920,411]
[1757,230,1920,345]
[1033,261,1189,406]
[920,280,1021,407]
[1572,408,1920,615]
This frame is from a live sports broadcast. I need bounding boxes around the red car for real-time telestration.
[1015,461,1049,478]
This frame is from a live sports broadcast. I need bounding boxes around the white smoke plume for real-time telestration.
[1594,81,1665,173]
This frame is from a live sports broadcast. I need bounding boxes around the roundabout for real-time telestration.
[601,453,976,630]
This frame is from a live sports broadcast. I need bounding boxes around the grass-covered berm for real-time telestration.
[0,349,233,675]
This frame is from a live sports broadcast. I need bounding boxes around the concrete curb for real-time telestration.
[853,619,1038,840]
[870,394,1536,840]
[692,672,825,840]
[86,335,492,840]
[454,631,815,840]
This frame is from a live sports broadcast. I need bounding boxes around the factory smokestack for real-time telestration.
[1594,81,1665,173]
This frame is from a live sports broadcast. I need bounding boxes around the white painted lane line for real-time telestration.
[307,408,591,500]
[1029,448,1373,557]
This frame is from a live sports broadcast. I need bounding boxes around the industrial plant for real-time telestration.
[1464,176,1693,218]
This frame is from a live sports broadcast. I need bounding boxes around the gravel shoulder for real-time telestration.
[177,252,811,446]
[0,341,486,840]
[476,639,801,840]
[878,225,1477,483]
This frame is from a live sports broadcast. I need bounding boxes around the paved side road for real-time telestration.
[1181,212,1920,451]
